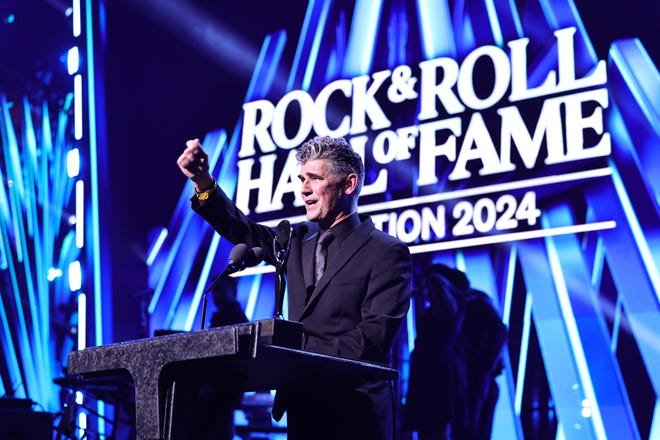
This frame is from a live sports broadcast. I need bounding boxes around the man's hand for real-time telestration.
[177,138,214,192]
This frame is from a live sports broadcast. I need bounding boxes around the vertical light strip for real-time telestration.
[406,298,415,351]
[84,2,106,433]
[77,292,86,350]
[416,0,455,59]
[545,229,607,439]
[72,0,81,37]
[244,35,272,101]
[74,74,83,140]
[287,0,317,91]
[484,0,503,46]
[302,0,331,91]
[85,0,104,348]
[342,0,383,76]
[514,291,532,415]
[75,180,84,248]
[259,32,287,99]
[502,246,517,326]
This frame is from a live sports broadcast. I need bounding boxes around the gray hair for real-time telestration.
[296,136,365,195]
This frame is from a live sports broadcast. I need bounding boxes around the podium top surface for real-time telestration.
[66,320,397,440]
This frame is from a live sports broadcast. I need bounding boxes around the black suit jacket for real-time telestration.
[192,188,412,439]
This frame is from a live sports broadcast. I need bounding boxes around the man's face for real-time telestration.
[298,159,347,228]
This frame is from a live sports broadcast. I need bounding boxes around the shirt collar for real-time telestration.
[326,212,360,244]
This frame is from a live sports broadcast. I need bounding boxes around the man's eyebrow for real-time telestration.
[299,171,323,179]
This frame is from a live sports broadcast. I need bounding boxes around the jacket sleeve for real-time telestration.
[191,187,278,266]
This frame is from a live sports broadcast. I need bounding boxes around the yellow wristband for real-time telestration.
[195,179,217,201]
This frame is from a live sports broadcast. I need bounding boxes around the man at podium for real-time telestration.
[177,135,412,440]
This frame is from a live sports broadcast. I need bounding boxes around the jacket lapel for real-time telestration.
[300,219,375,318]
[302,232,317,291]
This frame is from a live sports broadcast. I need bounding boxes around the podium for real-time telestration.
[66,319,398,440]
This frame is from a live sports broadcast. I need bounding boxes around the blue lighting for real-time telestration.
[146,227,168,267]
[342,0,383,76]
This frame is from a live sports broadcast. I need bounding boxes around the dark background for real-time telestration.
[1,0,659,342]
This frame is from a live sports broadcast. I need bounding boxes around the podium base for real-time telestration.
[255,318,303,349]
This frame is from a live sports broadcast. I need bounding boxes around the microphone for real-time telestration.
[273,220,292,319]
[275,220,292,250]
[244,246,264,269]
[220,243,249,277]
[200,244,263,330]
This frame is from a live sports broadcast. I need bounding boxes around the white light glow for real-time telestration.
[146,227,168,266]
[72,0,81,37]
[69,261,82,291]
[78,411,87,438]
[67,148,80,177]
[47,268,63,282]
[67,47,80,75]
[76,180,84,248]
[74,74,83,139]
[78,293,86,350]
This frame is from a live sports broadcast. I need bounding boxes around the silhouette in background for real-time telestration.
[404,264,507,440]
[403,266,468,439]
[193,275,248,440]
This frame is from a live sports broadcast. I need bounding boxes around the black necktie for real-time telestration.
[314,230,333,284]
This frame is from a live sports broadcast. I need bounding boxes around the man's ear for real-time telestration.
[344,173,359,195]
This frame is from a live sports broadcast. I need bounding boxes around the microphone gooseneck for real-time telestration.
[200,243,263,330]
